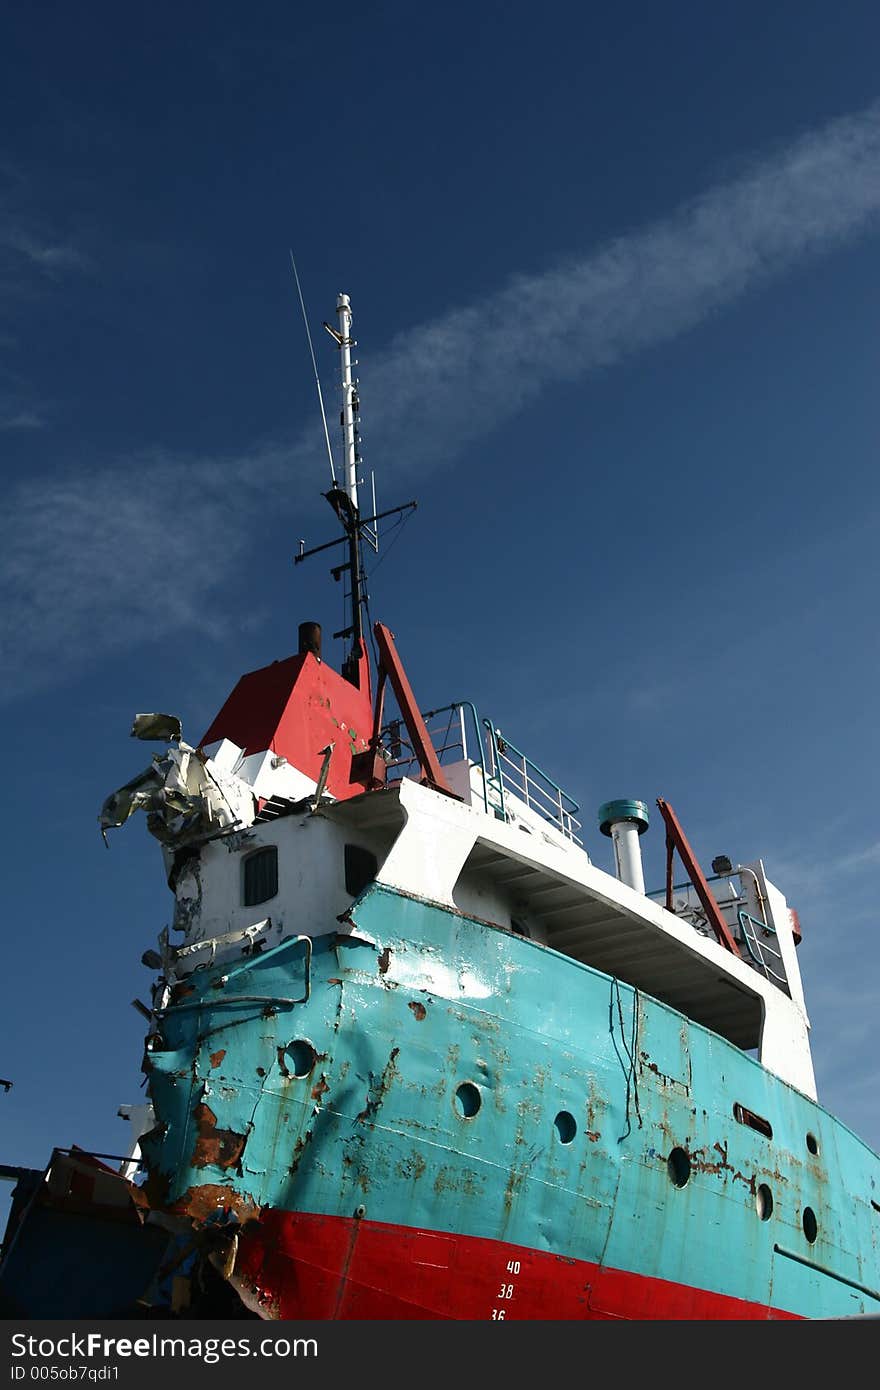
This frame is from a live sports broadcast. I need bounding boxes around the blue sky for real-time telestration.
[2,2,880,1233]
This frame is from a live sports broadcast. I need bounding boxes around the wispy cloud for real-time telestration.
[3,102,880,697]
[0,174,92,291]
[2,226,88,275]
[1,446,295,688]
[0,175,91,434]
[0,408,45,430]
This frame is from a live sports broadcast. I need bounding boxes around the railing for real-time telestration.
[483,721,582,845]
[649,872,789,990]
[381,702,491,814]
[379,702,582,843]
[738,911,786,987]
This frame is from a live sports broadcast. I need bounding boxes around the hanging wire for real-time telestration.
[610,977,642,1141]
[361,505,416,674]
[367,504,416,577]
[289,252,337,486]
[362,589,381,673]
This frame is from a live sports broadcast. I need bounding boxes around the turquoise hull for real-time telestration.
[141,883,880,1319]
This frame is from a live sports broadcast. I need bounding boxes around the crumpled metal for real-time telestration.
[130,712,183,742]
[100,738,255,848]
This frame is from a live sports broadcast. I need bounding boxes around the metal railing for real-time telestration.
[483,721,582,845]
[380,702,491,814]
[738,911,786,987]
[379,702,582,843]
[649,871,789,990]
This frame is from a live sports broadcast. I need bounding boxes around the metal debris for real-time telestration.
[99,734,256,848]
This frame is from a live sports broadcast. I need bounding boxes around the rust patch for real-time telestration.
[395,1152,427,1183]
[311,1075,330,1100]
[434,1165,480,1197]
[291,1130,313,1175]
[687,1140,753,1187]
[169,1182,260,1226]
[327,977,343,985]
[191,1103,247,1172]
[356,1047,400,1123]
[377,947,392,975]
[408,1001,427,1021]
[585,1130,600,1143]
[277,1047,290,1078]
[209,1049,226,1069]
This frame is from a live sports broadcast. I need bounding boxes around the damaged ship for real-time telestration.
[2,292,879,1320]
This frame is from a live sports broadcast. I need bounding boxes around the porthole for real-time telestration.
[806,1132,819,1156]
[756,1183,773,1221]
[667,1147,691,1188]
[554,1111,577,1144]
[284,1040,317,1077]
[454,1082,482,1119]
[803,1207,818,1243]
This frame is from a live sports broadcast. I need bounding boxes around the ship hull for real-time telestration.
[138,882,880,1321]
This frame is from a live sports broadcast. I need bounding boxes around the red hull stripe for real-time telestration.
[235,1210,801,1320]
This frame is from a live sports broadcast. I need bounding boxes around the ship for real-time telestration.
[2,291,879,1321]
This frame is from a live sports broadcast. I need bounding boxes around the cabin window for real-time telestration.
[733,1103,773,1140]
[243,845,278,906]
[345,844,378,897]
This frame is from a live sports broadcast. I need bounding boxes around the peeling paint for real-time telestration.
[191,1103,248,1172]
[356,1048,400,1124]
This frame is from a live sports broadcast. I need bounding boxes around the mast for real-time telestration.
[326,293,366,688]
[294,290,416,691]
[337,293,360,512]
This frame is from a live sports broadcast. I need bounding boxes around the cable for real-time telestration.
[289,252,337,486]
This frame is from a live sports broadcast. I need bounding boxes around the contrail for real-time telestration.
[3,102,880,696]
[361,102,880,476]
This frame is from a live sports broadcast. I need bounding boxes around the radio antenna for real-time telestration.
[289,251,337,486]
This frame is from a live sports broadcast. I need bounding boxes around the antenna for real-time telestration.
[293,291,417,689]
[335,293,359,510]
[289,251,336,487]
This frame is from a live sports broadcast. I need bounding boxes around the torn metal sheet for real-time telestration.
[99,736,256,848]
[131,712,183,742]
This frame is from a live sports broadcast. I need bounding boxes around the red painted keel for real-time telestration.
[233,1211,800,1320]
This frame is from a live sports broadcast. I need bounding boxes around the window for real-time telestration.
[733,1103,773,1140]
[243,846,278,906]
[345,843,378,897]
[343,839,378,895]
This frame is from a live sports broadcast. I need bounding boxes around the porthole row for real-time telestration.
[283,1045,824,1240]
[665,1142,819,1240]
